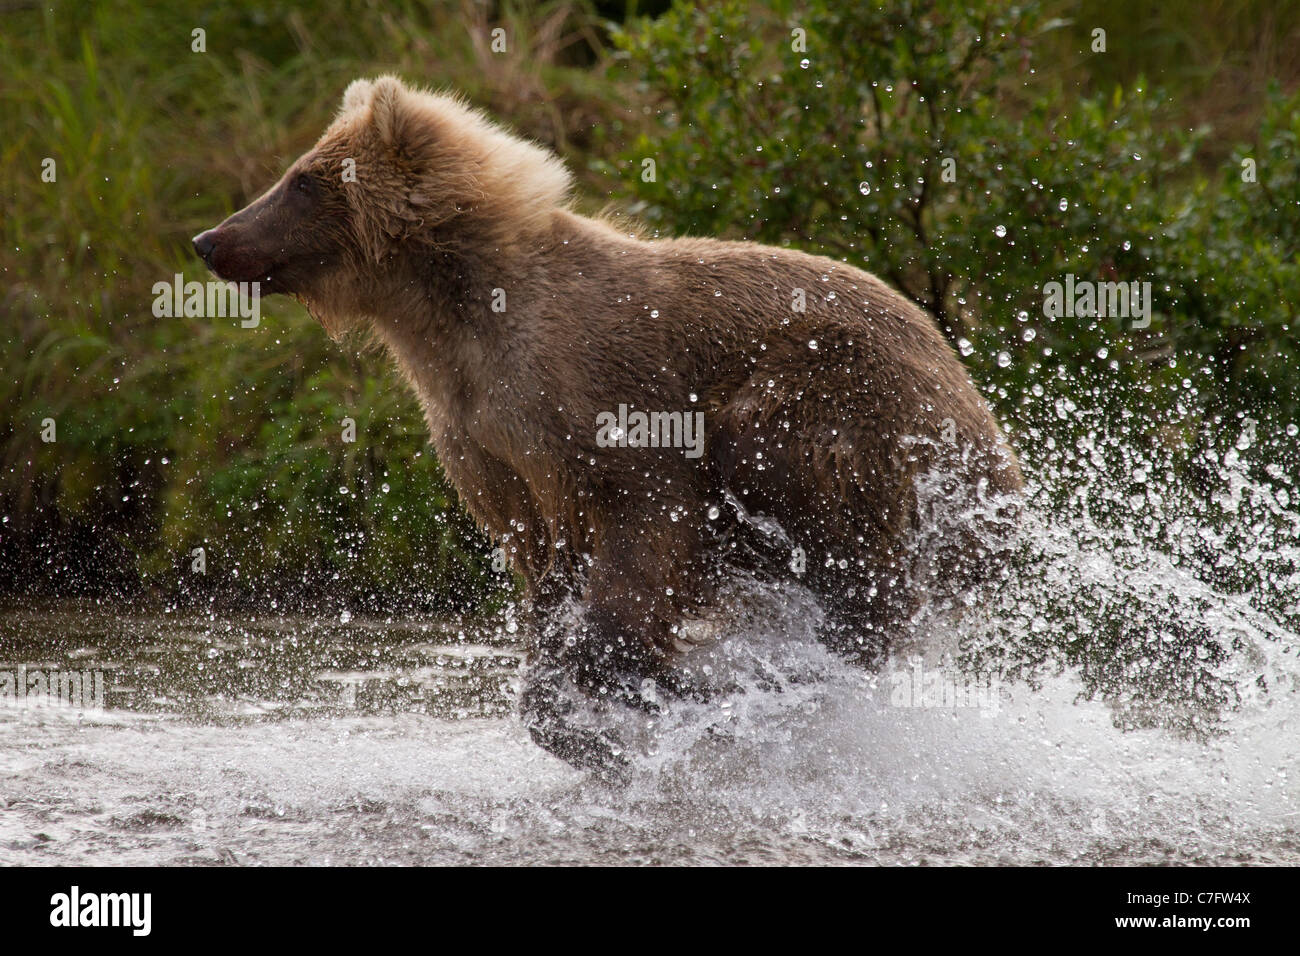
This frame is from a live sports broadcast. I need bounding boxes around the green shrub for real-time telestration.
[611,0,1300,440]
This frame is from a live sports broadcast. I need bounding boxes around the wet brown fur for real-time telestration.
[196,76,1022,773]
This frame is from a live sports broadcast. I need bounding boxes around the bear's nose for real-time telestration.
[192,229,217,265]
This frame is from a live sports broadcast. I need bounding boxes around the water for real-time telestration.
[2,425,1298,865]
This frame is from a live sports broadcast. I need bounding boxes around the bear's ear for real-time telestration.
[340,76,430,158]
[369,75,418,150]
[340,78,374,114]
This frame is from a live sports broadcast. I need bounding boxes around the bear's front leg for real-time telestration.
[518,668,630,783]
[519,515,693,781]
[519,606,663,784]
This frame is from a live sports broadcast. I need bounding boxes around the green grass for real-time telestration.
[0,0,619,608]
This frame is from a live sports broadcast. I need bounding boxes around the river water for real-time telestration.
[1,587,1295,865]
[2,422,1298,865]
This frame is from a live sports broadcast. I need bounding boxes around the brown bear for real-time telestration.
[193,76,1022,778]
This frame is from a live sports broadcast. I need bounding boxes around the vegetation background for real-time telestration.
[2,0,1297,613]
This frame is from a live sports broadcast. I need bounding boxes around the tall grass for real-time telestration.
[0,0,618,608]
[1042,0,1300,163]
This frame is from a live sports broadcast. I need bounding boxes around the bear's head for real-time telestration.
[192,75,571,336]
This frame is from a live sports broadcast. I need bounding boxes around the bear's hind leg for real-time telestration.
[813,594,892,670]
[806,552,914,670]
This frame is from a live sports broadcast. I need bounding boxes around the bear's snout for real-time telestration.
[190,222,278,285]
[192,229,217,267]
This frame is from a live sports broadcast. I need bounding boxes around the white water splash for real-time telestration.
[1,421,1297,864]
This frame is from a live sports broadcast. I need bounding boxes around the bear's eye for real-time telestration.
[293,172,314,195]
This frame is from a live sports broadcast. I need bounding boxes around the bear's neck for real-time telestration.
[367,209,576,443]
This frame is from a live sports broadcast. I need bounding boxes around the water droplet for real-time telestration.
[858,181,871,196]
[994,225,1007,238]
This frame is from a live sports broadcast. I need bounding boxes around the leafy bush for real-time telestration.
[611,0,1300,441]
